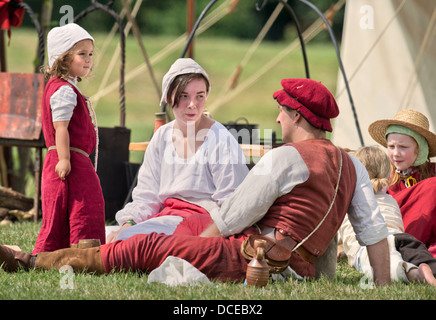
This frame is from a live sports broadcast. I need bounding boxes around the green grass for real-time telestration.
[1,221,435,300]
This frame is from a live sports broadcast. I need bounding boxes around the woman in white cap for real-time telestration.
[33,23,105,254]
[369,109,436,260]
[106,58,249,242]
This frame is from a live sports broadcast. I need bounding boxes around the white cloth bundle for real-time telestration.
[148,256,211,287]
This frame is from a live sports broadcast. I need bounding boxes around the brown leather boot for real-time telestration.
[34,246,106,274]
[0,245,35,272]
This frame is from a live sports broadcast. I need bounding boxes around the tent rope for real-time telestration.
[75,0,127,127]
[298,0,363,146]
[93,0,143,109]
[218,0,287,100]
[121,0,161,101]
[90,0,233,104]
[208,0,345,114]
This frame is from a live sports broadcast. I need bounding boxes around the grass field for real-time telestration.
[1,222,435,301]
[2,29,436,301]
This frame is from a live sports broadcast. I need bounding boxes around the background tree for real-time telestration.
[20,0,343,41]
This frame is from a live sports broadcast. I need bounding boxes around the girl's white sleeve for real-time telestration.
[50,85,77,122]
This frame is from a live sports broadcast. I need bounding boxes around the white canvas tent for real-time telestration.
[332,0,436,151]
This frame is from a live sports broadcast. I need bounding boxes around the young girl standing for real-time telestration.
[368,109,436,258]
[32,23,105,254]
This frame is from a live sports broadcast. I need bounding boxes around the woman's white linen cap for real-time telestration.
[160,58,210,106]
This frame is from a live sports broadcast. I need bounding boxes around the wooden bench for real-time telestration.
[124,141,273,204]
[128,142,272,158]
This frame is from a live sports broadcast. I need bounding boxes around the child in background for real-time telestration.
[338,146,436,286]
[32,23,105,254]
[368,109,436,258]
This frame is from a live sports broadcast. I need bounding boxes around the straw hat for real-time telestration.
[368,109,436,157]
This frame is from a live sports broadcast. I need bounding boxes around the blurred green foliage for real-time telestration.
[20,0,343,41]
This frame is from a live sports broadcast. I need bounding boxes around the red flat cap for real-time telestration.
[273,78,339,132]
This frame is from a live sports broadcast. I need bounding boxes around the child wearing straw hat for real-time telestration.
[369,109,436,259]
[32,23,105,254]
[338,145,436,286]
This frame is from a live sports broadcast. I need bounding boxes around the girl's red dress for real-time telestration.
[388,163,436,258]
[33,77,105,254]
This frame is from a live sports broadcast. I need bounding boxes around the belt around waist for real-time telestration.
[255,223,317,264]
[47,146,89,158]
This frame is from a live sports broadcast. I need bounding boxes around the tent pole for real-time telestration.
[187,0,195,59]
[297,0,364,146]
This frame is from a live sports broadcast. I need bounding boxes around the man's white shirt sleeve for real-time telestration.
[210,146,308,237]
[211,147,389,246]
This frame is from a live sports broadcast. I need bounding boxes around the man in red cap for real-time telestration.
[0,79,391,285]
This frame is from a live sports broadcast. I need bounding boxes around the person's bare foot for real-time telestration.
[418,264,436,286]
[407,263,436,286]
